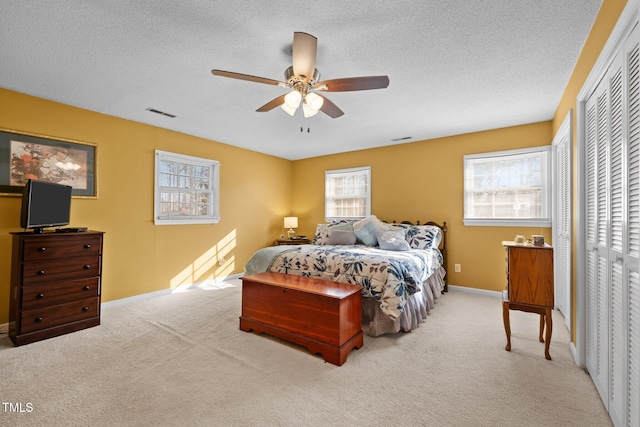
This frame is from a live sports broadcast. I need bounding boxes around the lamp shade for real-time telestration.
[284,216,298,229]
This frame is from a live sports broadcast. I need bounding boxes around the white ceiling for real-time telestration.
[0,1,602,160]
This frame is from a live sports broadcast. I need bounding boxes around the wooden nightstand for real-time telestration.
[501,241,554,360]
[275,238,310,245]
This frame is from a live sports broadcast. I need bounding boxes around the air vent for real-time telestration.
[391,136,411,142]
[146,108,176,118]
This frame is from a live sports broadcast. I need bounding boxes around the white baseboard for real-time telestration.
[102,273,243,308]
[447,284,502,298]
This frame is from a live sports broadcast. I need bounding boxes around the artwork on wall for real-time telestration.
[0,129,97,197]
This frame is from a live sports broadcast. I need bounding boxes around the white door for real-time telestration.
[552,113,572,331]
[583,22,640,427]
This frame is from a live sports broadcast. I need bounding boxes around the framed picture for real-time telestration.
[0,129,97,197]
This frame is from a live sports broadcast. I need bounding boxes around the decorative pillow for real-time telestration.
[312,224,331,245]
[352,215,387,246]
[376,230,410,251]
[329,221,355,232]
[404,225,442,249]
[327,229,357,245]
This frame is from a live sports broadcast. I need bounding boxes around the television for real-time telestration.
[20,179,73,233]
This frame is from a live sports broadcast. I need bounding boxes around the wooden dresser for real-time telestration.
[501,241,554,360]
[9,231,104,346]
[240,272,363,366]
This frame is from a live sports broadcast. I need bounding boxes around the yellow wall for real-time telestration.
[551,0,628,340]
[292,121,553,292]
[0,89,293,323]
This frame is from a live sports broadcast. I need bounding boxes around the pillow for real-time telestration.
[376,230,410,251]
[327,229,357,245]
[404,225,442,249]
[352,215,387,246]
[312,224,331,245]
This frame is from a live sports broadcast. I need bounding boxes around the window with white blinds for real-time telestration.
[463,147,551,226]
[154,150,220,225]
[325,166,371,221]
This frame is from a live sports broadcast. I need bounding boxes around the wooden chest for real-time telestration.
[240,272,363,366]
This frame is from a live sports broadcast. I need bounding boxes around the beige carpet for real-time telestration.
[0,279,611,427]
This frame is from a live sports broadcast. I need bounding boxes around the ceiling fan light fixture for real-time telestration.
[302,102,319,118]
[305,92,324,111]
[284,90,302,108]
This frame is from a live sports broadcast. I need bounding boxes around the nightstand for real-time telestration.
[275,238,310,245]
[501,241,554,360]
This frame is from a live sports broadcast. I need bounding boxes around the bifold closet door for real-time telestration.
[584,23,640,427]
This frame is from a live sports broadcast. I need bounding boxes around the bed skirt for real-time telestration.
[362,266,446,337]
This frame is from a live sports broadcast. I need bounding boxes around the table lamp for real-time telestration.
[284,216,298,239]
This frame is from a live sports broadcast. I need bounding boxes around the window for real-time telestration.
[154,150,220,225]
[464,146,551,227]
[325,166,371,221]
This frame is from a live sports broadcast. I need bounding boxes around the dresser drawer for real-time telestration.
[22,256,101,285]
[23,234,102,260]
[20,297,100,334]
[21,278,100,310]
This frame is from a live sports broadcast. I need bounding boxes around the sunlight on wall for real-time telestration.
[170,229,237,292]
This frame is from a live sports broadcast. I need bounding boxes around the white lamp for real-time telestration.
[281,90,302,116]
[284,216,298,239]
[302,92,324,118]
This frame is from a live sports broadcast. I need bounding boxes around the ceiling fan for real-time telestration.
[211,32,389,119]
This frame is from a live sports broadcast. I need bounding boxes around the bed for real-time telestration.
[244,216,447,337]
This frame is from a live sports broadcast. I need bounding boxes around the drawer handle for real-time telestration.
[36,293,45,299]
[83,286,91,291]
[37,270,45,275]
[84,244,91,249]
[82,306,89,312]
[83,265,91,270]
[35,316,43,323]
[38,247,46,252]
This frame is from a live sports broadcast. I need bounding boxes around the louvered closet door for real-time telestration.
[585,66,611,407]
[553,119,571,329]
[585,23,640,427]
[625,28,640,427]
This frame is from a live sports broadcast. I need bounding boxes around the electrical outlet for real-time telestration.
[454,264,461,273]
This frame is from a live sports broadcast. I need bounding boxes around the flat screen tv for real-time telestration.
[20,179,73,233]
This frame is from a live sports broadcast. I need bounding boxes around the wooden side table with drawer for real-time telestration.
[501,241,554,360]
[9,231,104,346]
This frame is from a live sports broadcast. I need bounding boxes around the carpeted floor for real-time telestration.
[0,279,611,426]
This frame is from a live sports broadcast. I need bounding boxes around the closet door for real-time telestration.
[553,115,571,329]
[585,69,611,406]
[625,31,640,427]
[584,23,640,427]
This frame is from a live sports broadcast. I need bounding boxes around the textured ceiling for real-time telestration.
[0,1,602,160]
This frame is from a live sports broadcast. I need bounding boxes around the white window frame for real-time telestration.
[325,166,371,222]
[154,150,220,225]
[463,146,551,227]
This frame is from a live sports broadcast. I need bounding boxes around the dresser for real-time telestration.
[9,231,104,346]
[501,241,554,360]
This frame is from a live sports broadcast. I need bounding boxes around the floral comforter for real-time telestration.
[244,244,443,320]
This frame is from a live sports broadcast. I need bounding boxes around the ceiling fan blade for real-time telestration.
[211,69,283,86]
[256,94,286,112]
[292,32,317,82]
[316,76,390,92]
[317,94,344,118]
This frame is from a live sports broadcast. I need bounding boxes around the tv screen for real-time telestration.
[20,179,72,233]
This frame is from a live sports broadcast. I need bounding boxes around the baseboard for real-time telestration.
[102,273,243,309]
[447,284,502,298]
[0,322,8,335]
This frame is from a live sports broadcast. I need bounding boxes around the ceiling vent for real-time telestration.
[146,108,176,118]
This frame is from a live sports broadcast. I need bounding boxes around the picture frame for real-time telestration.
[0,128,97,197]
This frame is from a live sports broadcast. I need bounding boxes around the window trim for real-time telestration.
[324,166,371,222]
[463,146,552,227]
[154,150,220,225]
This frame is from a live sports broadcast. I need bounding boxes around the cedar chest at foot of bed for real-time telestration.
[240,272,363,366]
